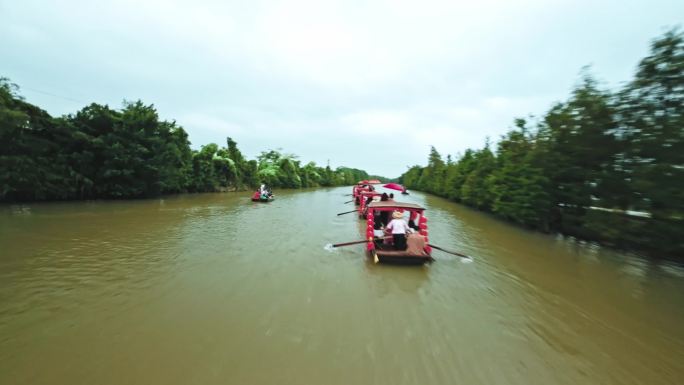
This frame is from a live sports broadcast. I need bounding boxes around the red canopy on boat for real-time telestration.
[382,183,405,191]
[358,179,382,185]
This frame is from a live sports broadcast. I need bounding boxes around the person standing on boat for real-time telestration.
[385,210,409,250]
[379,193,390,226]
[362,195,374,217]
[259,183,271,199]
[408,211,420,231]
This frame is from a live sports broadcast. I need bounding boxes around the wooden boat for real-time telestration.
[358,191,382,218]
[352,179,381,205]
[251,191,274,202]
[364,201,433,265]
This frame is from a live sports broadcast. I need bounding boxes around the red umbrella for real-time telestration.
[382,183,405,191]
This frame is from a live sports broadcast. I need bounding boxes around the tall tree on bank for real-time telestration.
[0,79,378,201]
[537,73,620,233]
[489,119,551,228]
[398,29,683,258]
[443,149,476,201]
[617,29,684,253]
[417,146,446,194]
[460,143,496,210]
[0,79,66,201]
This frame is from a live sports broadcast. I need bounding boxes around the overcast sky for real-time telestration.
[2,0,682,177]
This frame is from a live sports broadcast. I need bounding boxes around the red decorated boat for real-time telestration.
[251,190,274,202]
[363,201,433,265]
[358,191,382,218]
[352,180,380,205]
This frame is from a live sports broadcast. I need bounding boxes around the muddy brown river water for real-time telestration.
[1,187,683,384]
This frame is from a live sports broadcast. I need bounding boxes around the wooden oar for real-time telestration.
[428,244,473,260]
[331,239,371,248]
[344,200,354,204]
[337,209,359,216]
[332,236,391,248]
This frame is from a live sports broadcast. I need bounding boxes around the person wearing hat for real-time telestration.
[385,210,410,250]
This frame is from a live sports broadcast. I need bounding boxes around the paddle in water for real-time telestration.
[428,244,473,260]
[336,210,358,216]
[332,236,390,248]
[331,239,370,248]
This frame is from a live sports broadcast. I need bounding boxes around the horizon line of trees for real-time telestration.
[399,29,683,258]
[0,82,381,202]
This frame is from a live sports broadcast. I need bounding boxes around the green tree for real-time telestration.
[489,121,551,228]
[616,29,684,254]
[444,149,476,201]
[399,165,423,189]
[192,143,219,192]
[417,146,446,194]
[460,145,496,210]
[535,73,618,232]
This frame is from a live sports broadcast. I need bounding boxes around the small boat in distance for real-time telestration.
[251,190,274,202]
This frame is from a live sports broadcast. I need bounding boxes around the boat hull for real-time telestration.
[368,250,433,265]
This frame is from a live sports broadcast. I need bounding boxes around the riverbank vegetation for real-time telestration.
[0,84,378,201]
[399,30,683,258]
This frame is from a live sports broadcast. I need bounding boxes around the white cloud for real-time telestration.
[342,110,411,136]
[176,113,248,136]
[3,0,683,177]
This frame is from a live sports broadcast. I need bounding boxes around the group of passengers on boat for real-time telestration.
[260,183,272,197]
[259,184,273,199]
[251,183,274,201]
[348,180,432,264]
[363,192,423,252]
[353,183,375,204]
[362,192,394,218]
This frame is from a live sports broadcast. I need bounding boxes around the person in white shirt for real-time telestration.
[385,210,410,250]
[259,183,273,199]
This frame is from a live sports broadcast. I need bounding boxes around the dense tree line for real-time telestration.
[400,30,683,258]
[0,83,375,201]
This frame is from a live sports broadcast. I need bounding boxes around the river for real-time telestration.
[1,187,683,385]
